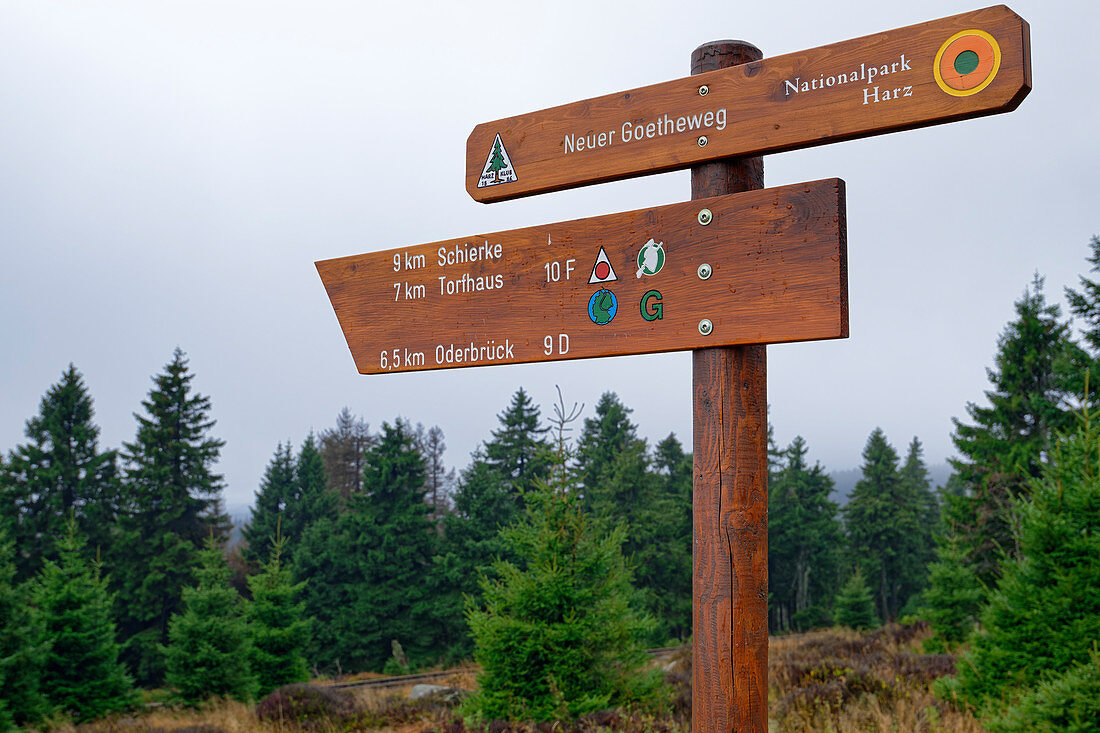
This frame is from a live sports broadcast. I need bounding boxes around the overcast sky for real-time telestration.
[2,1,1097,511]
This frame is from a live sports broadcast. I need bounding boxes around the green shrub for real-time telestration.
[247,532,311,697]
[34,520,133,721]
[921,532,984,649]
[462,481,664,723]
[986,653,1100,732]
[164,538,257,703]
[951,412,1100,714]
[834,569,878,630]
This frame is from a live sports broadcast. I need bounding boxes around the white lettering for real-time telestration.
[437,241,504,268]
[435,339,516,365]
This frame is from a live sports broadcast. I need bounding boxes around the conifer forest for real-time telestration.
[2,237,1100,731]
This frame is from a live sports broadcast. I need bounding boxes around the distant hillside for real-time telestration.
[828,462,953,506]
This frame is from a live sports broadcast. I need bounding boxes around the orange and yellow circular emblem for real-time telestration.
[934,29,1001,96]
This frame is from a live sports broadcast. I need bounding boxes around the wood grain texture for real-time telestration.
[467,5,1029,202]
[316,179,846,374]
[692,40,770,733]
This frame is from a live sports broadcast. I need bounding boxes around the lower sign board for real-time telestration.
[466,5,1029,203]
[316,179,847,374]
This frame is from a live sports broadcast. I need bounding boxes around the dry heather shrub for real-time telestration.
[370,694,452,726]
[254,684,360,728]
[892,652,956,683]
[65,701,251,733]
[437,708,685,733]
[770,623,976,733]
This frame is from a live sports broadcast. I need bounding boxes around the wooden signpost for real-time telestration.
[466,5,1030,203]
[316,180,846,374]
[317,6,1030,732]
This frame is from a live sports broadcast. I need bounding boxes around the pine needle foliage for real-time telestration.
[115,348,229,685]
[0,364,119,584]
[0,527,48,730]
[949,407,1100,718]
[834,569,879,631]
[921,531,984,650]
[986,650,1100,733]
[463,391,663,723]
[165,537,257,703]
[247,526,311,697]
[33,519,133,722]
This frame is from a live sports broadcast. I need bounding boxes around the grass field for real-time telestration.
[51,623,982,733]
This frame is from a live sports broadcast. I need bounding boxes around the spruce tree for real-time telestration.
[319,408,373,502]
[842,429,923,621]
[921,531,984,650]
[247,435,338,572]
[1065,235,1100,355]
[436,457,516,659]
[575,392,647,512]
[0,527,48,729]
[243,442,296,569]
[0,365,119,583]
[247,528,311,697]
[296,420,439,672]
[834,569,878,631]
[898,437,939,607]
[484,388,551,503]
[34,519,132,721]
[435,391,552,657]
[114,348,229,685]
[951,275,1084,585]
[283,434,338,561]
[950,409,1100,715]
[573,394,667,633]
[165,537,257,703]
[463,399,661,722]
[986,653,1100,733]
[645,433,693,641]
[418,424,456,525]
[769,436,843,632]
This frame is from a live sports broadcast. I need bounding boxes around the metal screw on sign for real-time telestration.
[697,208,713,225]
[698,318,713,335]
[697,263,712,280]
[698,135,708,147]
[698,84,709,96]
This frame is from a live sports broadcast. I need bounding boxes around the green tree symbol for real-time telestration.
[487,138,507,181]
[592,290,615,324]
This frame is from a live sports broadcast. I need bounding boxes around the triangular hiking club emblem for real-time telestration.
[477,133,518,188]
[588,247,618,284]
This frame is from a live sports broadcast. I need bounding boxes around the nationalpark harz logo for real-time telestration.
[933,29,1002,96]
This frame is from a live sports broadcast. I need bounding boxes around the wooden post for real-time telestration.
[691,40,769,733]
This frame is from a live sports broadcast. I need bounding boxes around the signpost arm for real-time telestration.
[690,40,769,733]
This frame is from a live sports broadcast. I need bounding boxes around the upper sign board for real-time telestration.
[466,5,1030,203]
[317,179,847,374]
